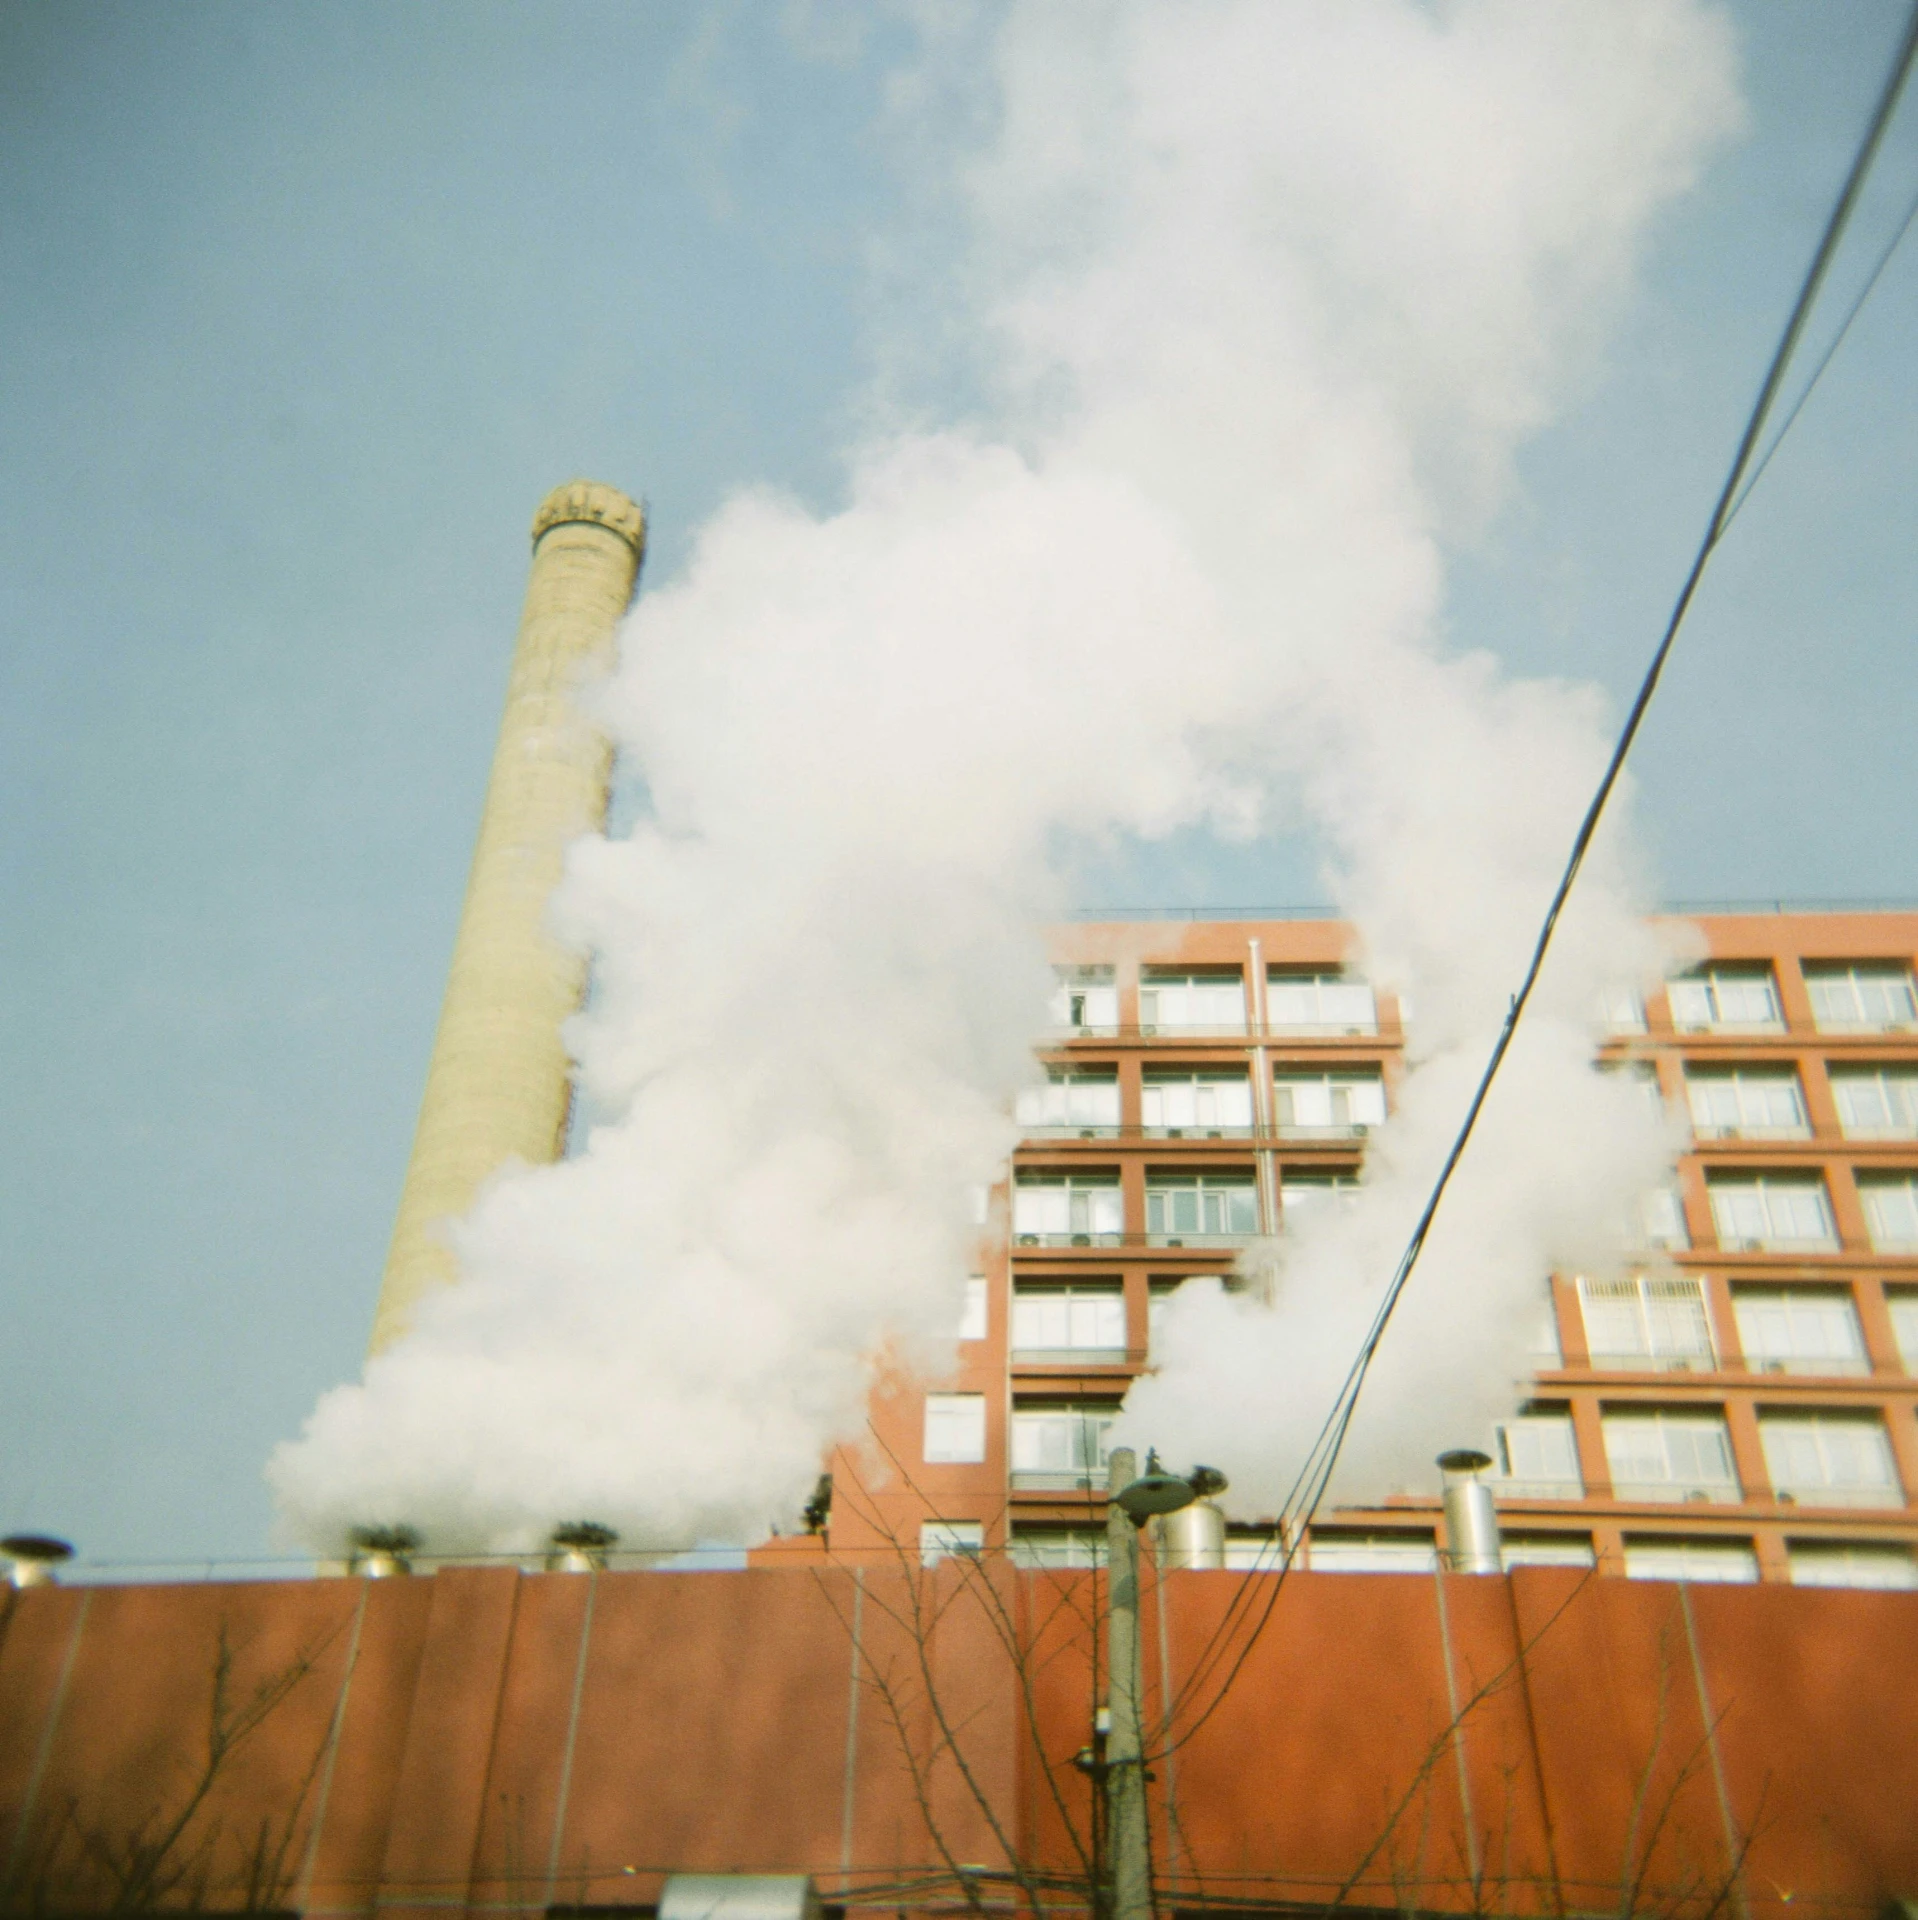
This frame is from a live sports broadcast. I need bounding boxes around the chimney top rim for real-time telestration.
[532,480,646,556]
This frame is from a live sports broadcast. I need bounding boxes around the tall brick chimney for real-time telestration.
[368,481,645,1354]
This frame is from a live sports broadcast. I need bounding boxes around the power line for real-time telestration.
[1161,1,1918,1753]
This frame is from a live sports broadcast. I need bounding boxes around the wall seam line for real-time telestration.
[295,1583,372,1916]
[4,1588,91,1880]
[1430,1570,1481,1894]
[838,1568,864,1893]
[543,1571,600,1913]
[1677,1583,1751,1920]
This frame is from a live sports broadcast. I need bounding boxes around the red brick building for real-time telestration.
[826,911,1918,1589]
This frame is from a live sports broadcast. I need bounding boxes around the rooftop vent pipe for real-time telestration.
[2,1534,74,1588]
[1156,1500,1226,1570]
[348,1525,420,1578]
[546,1522,618,1573]
[1437,1450,1501,1574]
[659,1877,822,1920]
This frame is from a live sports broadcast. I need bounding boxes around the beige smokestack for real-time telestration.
[368,481,646,1355]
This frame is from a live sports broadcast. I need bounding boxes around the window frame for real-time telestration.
[1601,1407,1742,1503]
[922,1393,988,1466]
[1137,969,1248,1036]
[1010,1281,1129,1361]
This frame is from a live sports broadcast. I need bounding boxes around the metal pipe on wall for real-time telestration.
[1438,1448,1502,1573]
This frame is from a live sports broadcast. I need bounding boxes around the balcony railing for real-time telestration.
[1492,1477,1585,1501]
[1713,1233,1842,1255]
[1610,1480,1742,1505]
[1016,1122,1361,1146]
[1144,1229,1257,1249]
[1048,1022,1390,1044]
[1743,1353,1872,1377]
[1011,1346,1130,1367]
[1772,1483,1906,1509]
[1585,1349,1718,1373]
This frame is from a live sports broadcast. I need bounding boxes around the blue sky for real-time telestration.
[2,2,1915,1563]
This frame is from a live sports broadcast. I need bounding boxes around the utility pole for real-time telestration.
[1104,1446,1151,1920]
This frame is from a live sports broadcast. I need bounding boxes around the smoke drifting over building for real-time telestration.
[271,1,1743,1553]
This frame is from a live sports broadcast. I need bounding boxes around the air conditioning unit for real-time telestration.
[1071,1233,1091,1247]
[1777,1490,1797,1506]
[1761,1359,1788,1374]
[1166,1237,1184,1248]
[1168,1127,1186,1138]
[1017,1234,1039,1246]
[1205,1129,1223,1139]
[1683,1489,1713,1503]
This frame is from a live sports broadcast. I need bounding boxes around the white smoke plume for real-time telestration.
[270,0,1742,1551]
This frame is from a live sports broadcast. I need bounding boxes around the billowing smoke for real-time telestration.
[270,1,1741,1551]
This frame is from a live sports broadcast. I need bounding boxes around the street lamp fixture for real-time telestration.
[1112,1449,1228,1523]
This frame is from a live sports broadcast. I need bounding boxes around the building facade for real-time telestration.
[821,910,1918,1588]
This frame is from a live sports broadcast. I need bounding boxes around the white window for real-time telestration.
[923,1394,987,1465]
[1139,971,1246,1034]
[1600,986,1648,1034]
[958,1276,988,1342]
[1145,1174,1259,1243]
[1306,1532,1438,1573]
[1223,1532,1283,1571]
[1707,1175,1837,1252]
[1009,1528,1106,1569]
[1534,1290,1565,1368]
[1667,967,1783,1033]
[1623,1538,1758,1584]
[1272,1070,1387,1136]
[1759,1413,1902,1509]
[1049,966,1119,1035]
[1731,1288,1865,1376]
[1788,1542,1918,1590]
[1010,1404,1119,1489]
[1280,1173,1359,1227]
[1804,963,1918,1033]
[1605,1061,1667,1120]
[1888,1290,1918,1370]
[1012,1173,1123,1246]
[1501,1534,1596,1570]
[920,1520,984,1567]
[1011,1283,1127,1359]
[1141,1071,1254,1136]
[1266,971,1378,1034]
[1830,1067,1918,1139]
[1577,1275,1715,1370]
[1635,1185,1691,1252]
[1858,1175,1918,1251]
[1017,1069,1122,1135]
[1147,1278,1184,1349]
[1602,1410,1741,1502]
[1685,1068,1809,1140]
[1495,1413,1583,1496]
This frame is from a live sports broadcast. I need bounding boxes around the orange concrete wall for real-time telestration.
[1,1566,1911,1919]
